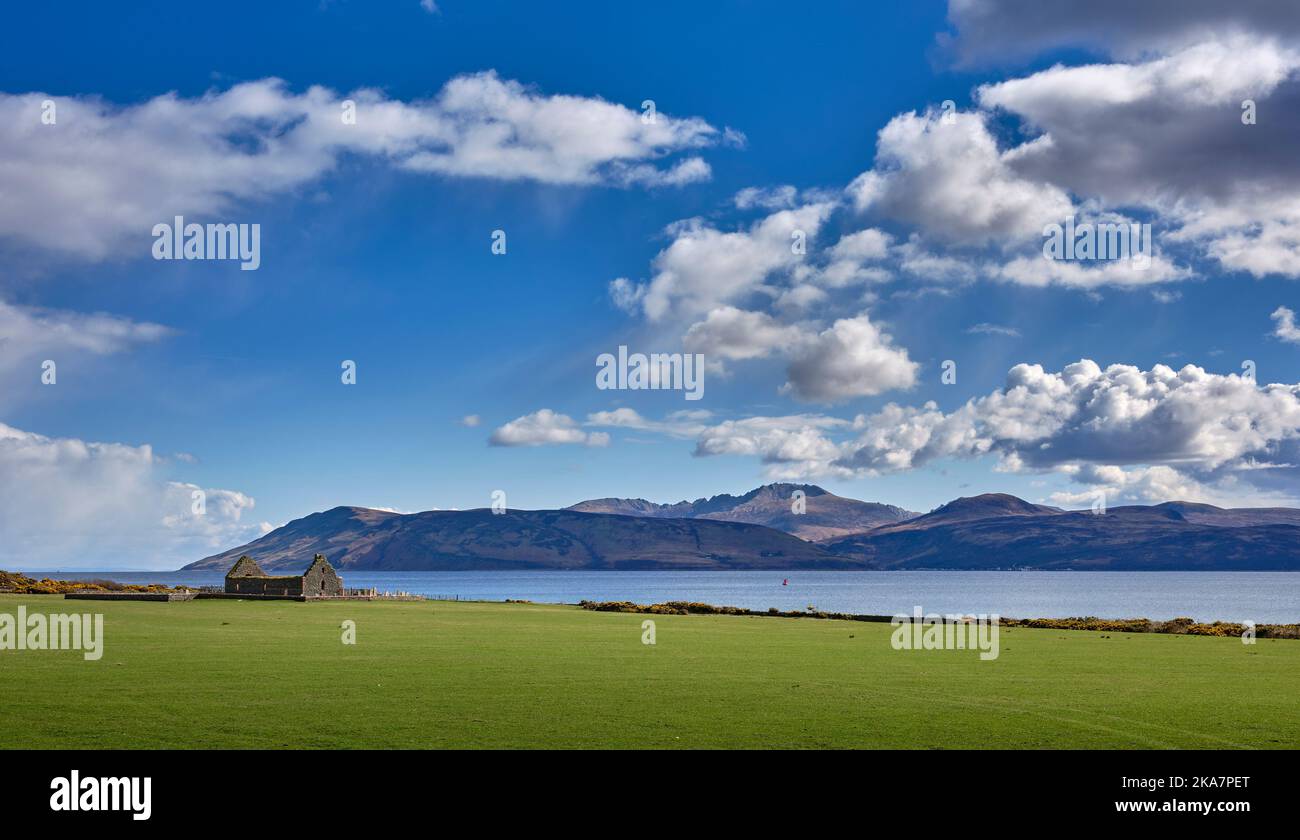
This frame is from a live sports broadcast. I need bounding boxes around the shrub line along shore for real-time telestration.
[578,600,1300,639]
[0,570,172,595]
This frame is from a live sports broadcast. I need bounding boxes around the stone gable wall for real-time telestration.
[301,562,343,596]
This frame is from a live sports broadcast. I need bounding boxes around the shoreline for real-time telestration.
[579,599,1300,639]
[7,569,1300,626]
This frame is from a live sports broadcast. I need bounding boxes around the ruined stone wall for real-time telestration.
[301,563,343,596]
[225,576,304,596]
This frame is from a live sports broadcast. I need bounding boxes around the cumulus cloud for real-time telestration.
[0,299,228,568]
[839,27,1300,283]
[838,360,1300,487]
[774,283,831,312]
[783,315,918,403]
[847,109,1074,245]
[625,202,835,321]
[584,357,1300,501]
[1272,306,1300,343]
[581,409,852,479]
[601,1,1300,313]
[608,200,918,402]
[829,228,892,261]
[803,228,895,289]
[0,422,259,569]
[976,36,1300,278]
[1047,464,1208,506]
[692,414,852,480]
[681,306,806,361]
[943,0,1300,65]
[1203,213,1300,278]
[0,73,728,259]
[675,306,916,402]
[591,4,1300,499]
[489,409,610,447]
[994,251,1188,288]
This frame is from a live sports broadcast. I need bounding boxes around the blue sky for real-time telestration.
[4,1,1300,569]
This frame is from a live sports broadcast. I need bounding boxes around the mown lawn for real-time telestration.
[1,594,1295,748]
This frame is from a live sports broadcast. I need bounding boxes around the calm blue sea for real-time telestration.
[43,570,1300,623]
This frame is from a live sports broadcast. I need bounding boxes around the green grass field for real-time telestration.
[2,594,1297,749]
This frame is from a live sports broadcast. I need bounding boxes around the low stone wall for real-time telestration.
[64,592,197,602]
[195,593,399,602]
[60,591,425,603]
[196,592,307,602]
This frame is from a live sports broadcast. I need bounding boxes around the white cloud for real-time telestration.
[588,357,1300,499]
[812,261,892,289]
[613,156,713,188]
[734,185,799,211]
[607,276,647,314]
[838,360,1300,485]
[489,409,610,447]
[586,407,710,439]
[1272,306,1300,343]
[692,414,852,479]
[775,283,831,312]
[681,306,806,361]
[0,298,172,379]
[847,108,1073,245]
[630,203,835,321]
[976,37,1300,278]
[994,252,1188,288]
[895,241,981,283]
[783,315,918,403]
[0,299,174,417]
[966,323,1021,337]
[0,73,728,260]
[0,422,259,570]
[459,414,481,427]
[804,228,896,289]
[829,228,892,261]
[583,409,853,479]
[1205,216,1300,278]
[1047,464,1207,506]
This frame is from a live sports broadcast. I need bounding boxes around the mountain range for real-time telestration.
[185,504,842,572]
[565,482,914,540]
[184,485,1300,572]
[822,495,1300,570]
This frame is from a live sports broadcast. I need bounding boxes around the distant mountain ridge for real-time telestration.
[822,494,1300,570]
[185,505,848,572]
[854,493,1061,535]
[183,489,1300,572]
[566,483,916,540]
